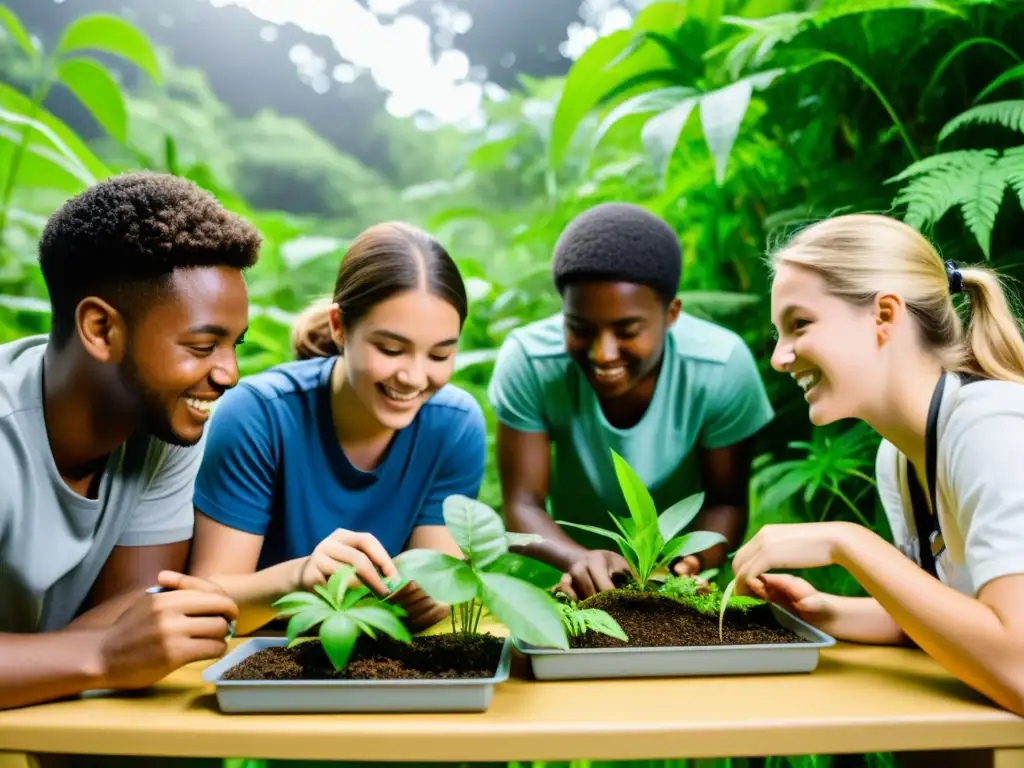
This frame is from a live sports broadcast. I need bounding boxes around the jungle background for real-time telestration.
[3,0,1024,766]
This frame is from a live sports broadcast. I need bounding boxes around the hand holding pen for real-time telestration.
[95,571,238,692]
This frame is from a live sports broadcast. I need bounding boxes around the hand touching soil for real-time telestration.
[556,549,632,599]
[97,571,238,690]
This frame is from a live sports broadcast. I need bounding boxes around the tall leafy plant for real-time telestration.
[558,450,727,589]
[393,495,569,649]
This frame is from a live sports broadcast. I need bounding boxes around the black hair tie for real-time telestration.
[945,260,963,295]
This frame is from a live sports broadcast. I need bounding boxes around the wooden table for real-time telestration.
[2,638,1024,767]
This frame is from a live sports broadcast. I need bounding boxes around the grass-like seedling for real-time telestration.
[393,494,570,650]
[271,565,412,670]
[558,449,728,590]
[555,592,628,642]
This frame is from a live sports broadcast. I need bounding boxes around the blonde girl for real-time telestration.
[732,213,1024,715]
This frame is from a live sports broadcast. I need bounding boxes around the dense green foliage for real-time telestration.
[3,1,1023,766]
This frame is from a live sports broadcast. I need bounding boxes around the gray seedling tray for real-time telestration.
[202,635,512,714]
[516,604,835,681]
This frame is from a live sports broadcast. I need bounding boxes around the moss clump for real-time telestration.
[655,575,765,616]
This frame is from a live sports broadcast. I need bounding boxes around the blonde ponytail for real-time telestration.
[291,297,338,360]
[771,214,1024,384]
[956,266,1024,383]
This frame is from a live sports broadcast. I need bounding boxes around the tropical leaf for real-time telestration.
[442,494,507,567]
[54,14,161,83]
[939,100,1024,142]
[973,63,1024,104]
[0,4,38,63]
[478,571,568,649]
[889,148,1024,259]
[657,492,705,542]
[393,548,480,606]
[56,58,128,143]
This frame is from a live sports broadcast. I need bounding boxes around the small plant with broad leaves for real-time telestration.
[555,592,628,642]
[557,450,728,590]
[271,565,412,671]
[393,495,570,650]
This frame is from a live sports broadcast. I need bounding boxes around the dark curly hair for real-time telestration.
[39,171,263,347]
[552,202,681,305]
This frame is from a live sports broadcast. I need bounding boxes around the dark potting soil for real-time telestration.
[571,590,803,648]
[221,633,504,681]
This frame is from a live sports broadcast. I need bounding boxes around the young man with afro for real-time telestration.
[0,171,262,709]
[488,202,774,598]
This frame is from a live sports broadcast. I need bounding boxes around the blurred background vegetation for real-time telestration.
[3,0,1024,766]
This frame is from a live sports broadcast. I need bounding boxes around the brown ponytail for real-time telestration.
[956,267,1024,384]
[291,297,338,360]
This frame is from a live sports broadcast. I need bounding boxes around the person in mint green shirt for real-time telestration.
[487,202,774,599]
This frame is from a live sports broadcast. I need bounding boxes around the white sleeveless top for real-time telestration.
[875,372,1024,597]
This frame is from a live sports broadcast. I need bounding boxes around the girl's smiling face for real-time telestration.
[769,262,884,426]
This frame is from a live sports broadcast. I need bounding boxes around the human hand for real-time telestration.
[387,581,449,632]
[555,549,632,600]
[745,573,832,627]
[731,521,856,596]
[670,555,703,576]
[97,571,239,690]
[299,528,397,596]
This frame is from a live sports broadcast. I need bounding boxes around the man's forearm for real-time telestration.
[505,502,588,572]
[206,559,304,635]
[0,630,106,710]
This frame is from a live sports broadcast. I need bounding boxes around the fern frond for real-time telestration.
[889,149,1015,259]
[998,146,1024,208]
[940,101,1024,142]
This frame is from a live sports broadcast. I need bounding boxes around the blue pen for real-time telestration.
[146,585,236,639]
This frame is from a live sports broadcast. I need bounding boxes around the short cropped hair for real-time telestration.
[552,202,681,304]
[39,171,263,347]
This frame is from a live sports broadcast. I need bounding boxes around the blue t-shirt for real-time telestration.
[193,356,486,570]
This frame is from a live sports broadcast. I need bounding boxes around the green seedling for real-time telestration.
[555,593,628,642]
[718,577,737,641]
[393,494,570,650]
[272,565,412,671]
[558,449,728,589]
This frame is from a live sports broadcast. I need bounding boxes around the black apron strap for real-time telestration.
[906,371,985,578]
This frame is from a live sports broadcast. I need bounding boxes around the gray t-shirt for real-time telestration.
[1,335,198,633]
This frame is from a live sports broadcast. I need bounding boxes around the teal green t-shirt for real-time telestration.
[486,312,774,549]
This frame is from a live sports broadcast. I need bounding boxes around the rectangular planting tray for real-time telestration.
[516,604,835,681]
[201,635,512,714]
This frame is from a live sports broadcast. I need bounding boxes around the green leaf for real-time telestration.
[719,577,737,641]
[56,58,128,143]
[592,86,697,154]
[313,584,336,609]
[610,451,661,580]
[272,591,329,615]
[319,614,359,671]
[641,96,697,183]
[558,521,630,549]
[974,64,1024,105]
[285,606,333,644]
[478,571,568,649]
[671,530,729,559]
[393,548,480,605]
[327,565,356,604]
[577,608,628,642]
[657,492,705,542]
[340,584,372,610]
[548,1,680,169]
[0,83,108,180]
[483,552,563,589]
[55,13,162,83]
[347,605,413,644]
[939,100,1024,142]
[442,494,507,568]
[0,4,38,63]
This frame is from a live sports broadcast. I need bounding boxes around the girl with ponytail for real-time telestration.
[731,213,1024,715]
[187,222,485,635]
